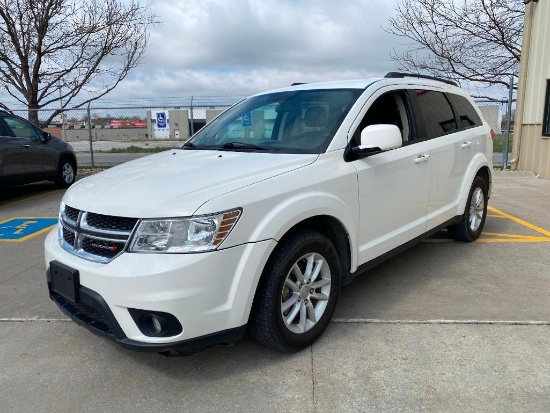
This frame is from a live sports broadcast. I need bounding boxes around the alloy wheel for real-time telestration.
[280,252,331,334]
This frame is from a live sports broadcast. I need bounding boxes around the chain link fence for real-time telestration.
[474,99,514,168]
[8,94,513,169]
[9,97,244,168]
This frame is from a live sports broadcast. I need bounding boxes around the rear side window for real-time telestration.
[447,94,482,129]
[414,90,457,139]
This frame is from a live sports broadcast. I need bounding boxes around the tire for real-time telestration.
[448,175,488,242]
[54,157,76,188]
[250,230,341,352]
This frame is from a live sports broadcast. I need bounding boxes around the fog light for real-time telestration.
[142,313,168,336]
[128,308,183,337]
[151,315,162,334]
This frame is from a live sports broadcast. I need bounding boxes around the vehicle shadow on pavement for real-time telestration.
[0,182,59,205]
[336,236,550,322]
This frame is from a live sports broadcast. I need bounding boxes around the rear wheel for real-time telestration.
[448,175,488,242]
[250,230,341,352]
[54,158,76,188]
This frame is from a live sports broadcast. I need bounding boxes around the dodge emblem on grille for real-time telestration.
[91,243,119,252]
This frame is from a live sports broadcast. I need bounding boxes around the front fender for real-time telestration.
[195,151,360,269]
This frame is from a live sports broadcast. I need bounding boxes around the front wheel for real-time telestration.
[448,175,488,242]
[54,158,76,188]
[250,230,341,352]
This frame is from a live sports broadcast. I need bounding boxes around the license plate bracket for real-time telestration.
[50,260,80,302]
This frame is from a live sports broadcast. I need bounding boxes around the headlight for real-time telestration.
[128,209,241,253]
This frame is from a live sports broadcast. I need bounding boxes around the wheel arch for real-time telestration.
[280,215,353,285]
[58,151,78,169]
[245,213,353,326]
[476,165,492,197]
[456,155,492,215]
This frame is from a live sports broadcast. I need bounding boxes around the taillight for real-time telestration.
[490,129,495,140]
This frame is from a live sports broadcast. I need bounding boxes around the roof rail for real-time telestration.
[291,83,307,86]
[384,72,458,87]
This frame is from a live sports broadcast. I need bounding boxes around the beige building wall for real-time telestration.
[63,127,148,142]
[515,0,550,177]
[206,109,224,123]
[519,124,550,178]
[522,1,550,124]
[168,110,189,140]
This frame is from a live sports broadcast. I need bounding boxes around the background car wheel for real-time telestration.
[54,158,76,188]
[250,229,341,352]
[448,175,488,242]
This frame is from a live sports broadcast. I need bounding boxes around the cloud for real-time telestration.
[100,0,404,100]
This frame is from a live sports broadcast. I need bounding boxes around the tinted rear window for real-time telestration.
[447,94,482,129]
[414,90,457,139]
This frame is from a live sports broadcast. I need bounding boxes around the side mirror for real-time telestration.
[346,124,402,161]
[41,132,52,142]
[359,124,402,151]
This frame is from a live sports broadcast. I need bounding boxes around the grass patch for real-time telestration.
[493,134,513,153]
[101,146,170,153]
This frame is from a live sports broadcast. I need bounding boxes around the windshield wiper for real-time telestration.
[181,141,196,149]
[186,142,274,152]
[222,142,268,151]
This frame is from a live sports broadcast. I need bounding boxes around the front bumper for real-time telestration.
[47,279,246,354]
[44,229,277,351]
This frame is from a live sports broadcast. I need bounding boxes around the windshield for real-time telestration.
[186,89,362,154]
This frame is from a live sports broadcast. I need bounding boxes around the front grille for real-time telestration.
[86,212,139,232]
[72,301,108,326]
[53,292,112,335]
[59,205,139,263]
[62,227,76,247]
[65,205,80,222]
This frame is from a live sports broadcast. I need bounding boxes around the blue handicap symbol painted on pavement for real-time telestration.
[0,218,58,242]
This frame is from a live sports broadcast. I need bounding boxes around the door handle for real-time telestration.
[461,141,472,149]
[414,154,430,164]
[22,144,30,148]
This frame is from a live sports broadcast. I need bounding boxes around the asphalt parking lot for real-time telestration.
[1,171,549,413]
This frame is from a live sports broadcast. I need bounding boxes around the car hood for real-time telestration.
[64,149,318,217]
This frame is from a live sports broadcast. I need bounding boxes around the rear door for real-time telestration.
[409,89,471,230]
[0,120,27,185]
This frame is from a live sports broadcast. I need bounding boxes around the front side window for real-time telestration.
[544,80,550,137]
[3,117,41,139]
[414,90,458,139]
[188,89,362,154]
[354,90,414,145]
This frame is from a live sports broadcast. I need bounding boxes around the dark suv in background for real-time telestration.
[0,110,77,188]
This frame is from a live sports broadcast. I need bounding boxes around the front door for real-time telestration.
[2,116,57,178]
[0,135,27,186]
[351,89,431,264]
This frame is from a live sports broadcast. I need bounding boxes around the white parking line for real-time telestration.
[0,318,71,322]
[1,317,549,326]
[331,318,550,325]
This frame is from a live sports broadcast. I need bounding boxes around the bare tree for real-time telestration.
[0,0,156,125]
[387,0,523,91]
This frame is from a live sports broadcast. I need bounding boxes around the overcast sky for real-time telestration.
[102,0,407,101]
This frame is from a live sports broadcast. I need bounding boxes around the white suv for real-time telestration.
[45,73,492,355]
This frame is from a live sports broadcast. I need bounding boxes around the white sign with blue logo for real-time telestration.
[151,110,170,139]
[242,112,253,127]
[156,112,167,129]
